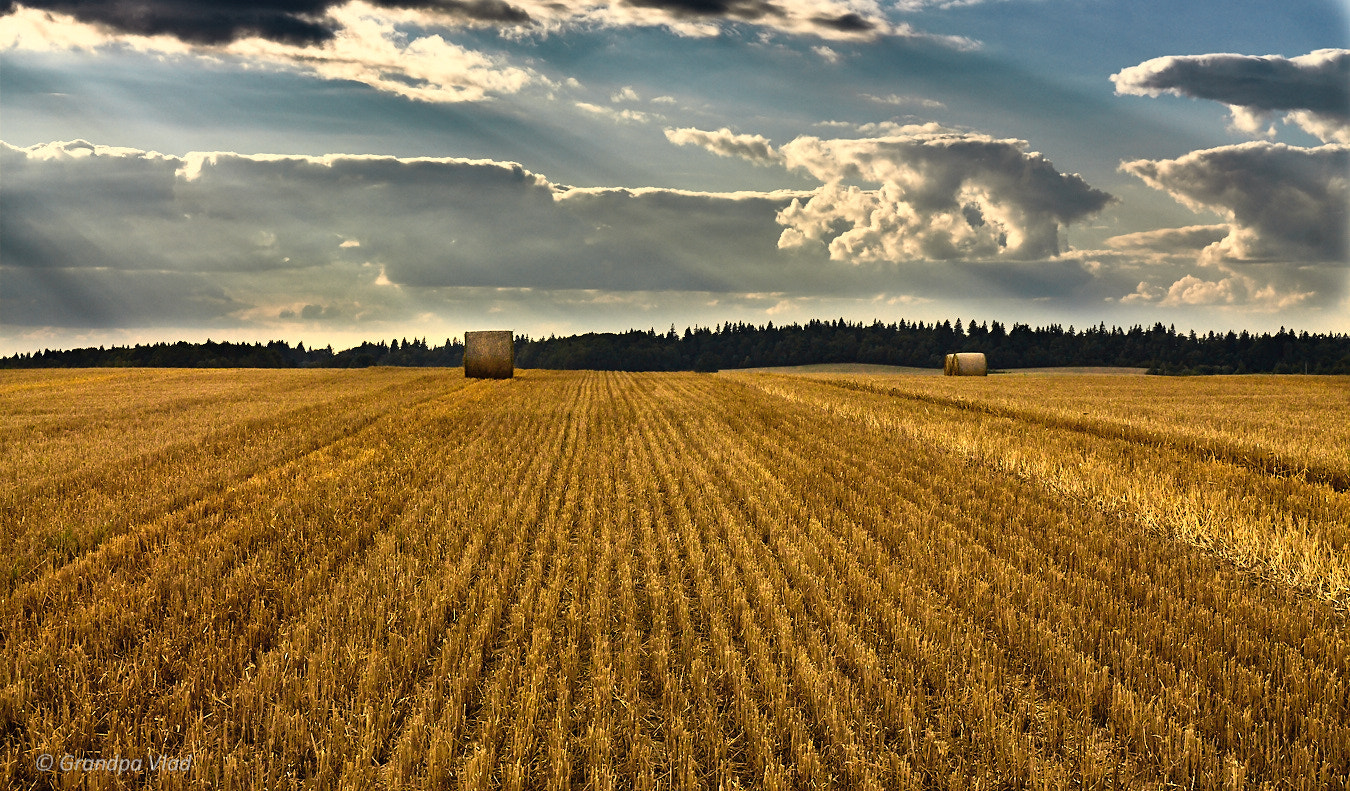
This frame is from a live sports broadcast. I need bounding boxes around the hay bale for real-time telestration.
[464,330,515,379]
[944,352,987,376]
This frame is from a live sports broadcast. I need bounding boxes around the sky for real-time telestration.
[1,0,1347,354]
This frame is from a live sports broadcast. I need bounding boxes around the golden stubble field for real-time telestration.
[1,368,1347,790]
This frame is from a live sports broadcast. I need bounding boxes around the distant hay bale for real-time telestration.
[464,330,515,379]
[944,352,987,376]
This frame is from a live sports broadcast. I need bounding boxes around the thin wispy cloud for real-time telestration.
[861,93,946,109]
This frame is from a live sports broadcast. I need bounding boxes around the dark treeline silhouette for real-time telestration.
[0,337,464,369]
[4,319,1349,374]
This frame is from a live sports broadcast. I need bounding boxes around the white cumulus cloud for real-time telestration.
[774,125,1113,262]
[1161,274,1239,306]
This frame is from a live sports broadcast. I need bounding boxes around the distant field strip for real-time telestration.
[1,369,1347,789]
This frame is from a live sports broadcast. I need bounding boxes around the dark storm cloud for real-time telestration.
[1,0,339,45]
[810,12,872,33]
[622,0,782,22]
[0,0,533,45]
[617,0,886,36]
[430,0,533,24]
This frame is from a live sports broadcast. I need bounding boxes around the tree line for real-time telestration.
[4,319,1349,374]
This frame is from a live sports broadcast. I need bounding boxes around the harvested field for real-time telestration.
[738,364,1149,376]
[996,366,1149,375]
[2,369,1347,789]
[736,363,941,375]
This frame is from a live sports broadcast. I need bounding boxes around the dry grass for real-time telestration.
[731,372,1350,607]
[735,363,940,376]
[2,369,1346,789]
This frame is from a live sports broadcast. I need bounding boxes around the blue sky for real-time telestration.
[1,0,1346,354]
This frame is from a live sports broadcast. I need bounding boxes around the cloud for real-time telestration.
[812,120,938,137]
[2,0,339,46]
[1120,141,1349,264]
[0,0,981,120]
[663,125,1116,265]
[1,267,247,328]
[622,0,782,24]
[1285,109,1350,145]
[668,123,1115,264]
[0,0,534,45]
[1112,49,1350,143]
[24,134,1327,336]
[1161,274,1239,306]
[576,101,654,124]
[1115,273,1316,311]
[1104,225,1230,255]
[0,139,839,329]
[0,2,535,103]
[774,125,1113,262]
[889,0,988,8]
[279,302,352,321]
[861,93,946,109]
[1119,281,1164,304]
[0,0,960,48]
[1110,50,1349,310]
[574,0,916,41]
[812,45,840,63]
[664,126,782,165]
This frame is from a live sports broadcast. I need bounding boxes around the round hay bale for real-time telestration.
[464,330,515,379]
[944,352,987,376]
